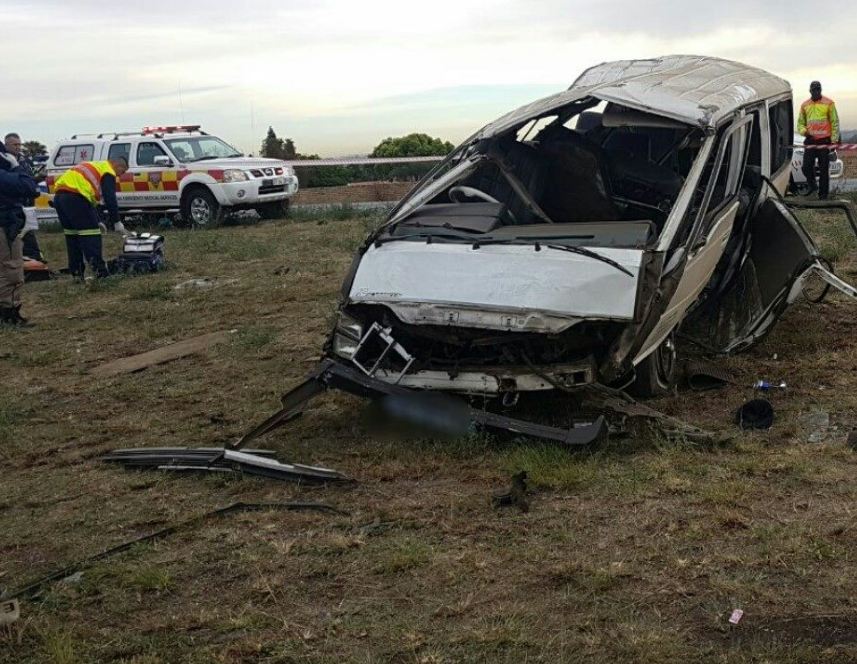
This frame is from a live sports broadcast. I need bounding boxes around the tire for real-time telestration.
[629,333,677,398]
[180,187,221,227]
[256,199,290,220]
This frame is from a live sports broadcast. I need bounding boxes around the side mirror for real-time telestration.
[153,155,173,167]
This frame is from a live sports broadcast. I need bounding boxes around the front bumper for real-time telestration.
[219,175,299,205]
[234,358,608,449]
[371,361,595,394]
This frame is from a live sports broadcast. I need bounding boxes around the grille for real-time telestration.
[258,184,286,195]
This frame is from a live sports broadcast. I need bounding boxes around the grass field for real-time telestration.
[2,198,857,663]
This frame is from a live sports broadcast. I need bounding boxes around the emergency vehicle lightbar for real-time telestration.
[142,125,205,135]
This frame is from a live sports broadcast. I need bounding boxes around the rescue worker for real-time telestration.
[0,141,38,325]
[53,157,128,278]
[797,81,840,199]
[4,132,45,261]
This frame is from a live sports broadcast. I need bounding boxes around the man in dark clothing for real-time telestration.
[4,132,45,261]
[53,158,128,278]
[797,81,840,199]
[0,143,38,325]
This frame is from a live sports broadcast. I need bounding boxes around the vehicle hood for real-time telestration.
[183,157,288,170]
[348,242,646,333]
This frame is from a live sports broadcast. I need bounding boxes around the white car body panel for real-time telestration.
[349,243,643,333]
[635,200,739,363]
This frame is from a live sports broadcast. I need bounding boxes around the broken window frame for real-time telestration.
[686,114,754,252]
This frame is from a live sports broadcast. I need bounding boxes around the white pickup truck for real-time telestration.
[45,125,299,225]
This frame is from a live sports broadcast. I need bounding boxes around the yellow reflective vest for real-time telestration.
[797,96,840,142]
[54,161,117,205]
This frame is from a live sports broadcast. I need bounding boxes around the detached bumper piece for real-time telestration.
[102,447,350,484]
[235,359,608,450]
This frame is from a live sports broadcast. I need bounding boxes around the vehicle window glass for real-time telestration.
[74,145,94,163]
[747,110,762,168]
[136,142,167,166]
[108,143,130,163]
[163,137,241,162]
[55,144,95,166]
[165,140,194,162]
[687,127,728,224]
[692,119,751,242]
[704,136,733,215]
[54,146,76,166]
[768,100,792,173]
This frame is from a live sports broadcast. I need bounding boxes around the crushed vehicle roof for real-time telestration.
[479,55,790,138]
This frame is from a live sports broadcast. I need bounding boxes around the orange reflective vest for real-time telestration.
[797,96,840,142]
[54,161,117,205]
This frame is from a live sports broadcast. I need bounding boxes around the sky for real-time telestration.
[2,0,856,156]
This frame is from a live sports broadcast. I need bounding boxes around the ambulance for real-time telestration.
[45,126,299,225]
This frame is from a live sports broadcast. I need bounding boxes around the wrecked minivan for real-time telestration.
[244,56,857,448]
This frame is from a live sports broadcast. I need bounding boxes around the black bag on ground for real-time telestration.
[109,232,165,274]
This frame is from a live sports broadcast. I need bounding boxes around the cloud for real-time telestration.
[2,0,856,155]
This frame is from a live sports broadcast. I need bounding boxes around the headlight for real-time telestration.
[222,169,248,183]
[332,333,360,360]
[336,313,363,340]
[332,313,363,360]
[283,165,295,177]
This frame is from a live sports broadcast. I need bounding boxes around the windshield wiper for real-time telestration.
[375,233,634,277]
[188,155,231,162]
[468,237,634,277]
[373,232,478,247]
[542,243,634,277]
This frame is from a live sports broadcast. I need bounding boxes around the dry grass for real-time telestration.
[2,198,857,663]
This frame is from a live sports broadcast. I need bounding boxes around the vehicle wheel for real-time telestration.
[630,333,677,398]
[180,187,221,227]
[256,199,290,220]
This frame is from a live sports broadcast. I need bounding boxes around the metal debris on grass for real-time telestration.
[102,447,351,484]
[173,277,240,291]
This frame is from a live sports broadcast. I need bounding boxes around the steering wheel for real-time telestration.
[449,186,500,204]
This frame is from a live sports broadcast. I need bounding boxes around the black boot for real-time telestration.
[13,306,32,326]
[0,305,33,327]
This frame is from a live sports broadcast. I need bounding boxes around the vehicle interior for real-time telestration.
[386,98,707,249]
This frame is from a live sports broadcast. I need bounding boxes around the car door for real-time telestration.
[636,115,753,362]
[714,196,857,352]
[129,140,179,208]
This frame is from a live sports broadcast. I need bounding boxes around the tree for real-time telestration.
[260,126,285,159]
[370,133,454,158]
[22,140,47,158]
[282,138,297,160]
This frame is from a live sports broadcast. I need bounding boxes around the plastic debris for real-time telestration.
[0,599,19,625]
[62,571,84,585]
[173,277,239,291]
[728,608,744,625]
[800,410,831,443]
[753,380,787,391]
